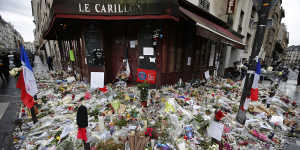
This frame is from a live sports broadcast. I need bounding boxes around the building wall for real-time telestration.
[229,0,257,65]
[24,42,36,54]
[261,0,284,64]
[32,0,61,70]
[186,0,258,70]
[209,0,228,22]
[286,46,300,65]
[0,16,24,52]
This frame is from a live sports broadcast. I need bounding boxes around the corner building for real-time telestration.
[42,0,244,87]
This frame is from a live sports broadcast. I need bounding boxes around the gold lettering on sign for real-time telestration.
[85,4,90,12]
[95,4,101,13]
[107,4,113,13]
[114,4,117,12]
[118,4,123,13]
[78,3,129,14]
[79,3,83,12]
[101,5,107,13]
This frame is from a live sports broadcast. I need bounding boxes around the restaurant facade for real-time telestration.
[43,0,244,87]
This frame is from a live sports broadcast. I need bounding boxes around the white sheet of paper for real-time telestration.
[177,142,186,150]
[67,76,76,83]
[90,72,104,89]
[187,57,191,66]
[130,40,136,48]
[143,47,154,55]
[207,120,224,141]
[149,57,156,63]
[204,71,210,80]
[270,116,283,126]
[128,126,137,130]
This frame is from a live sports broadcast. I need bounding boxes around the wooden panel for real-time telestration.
[127,22,140,82]
[161,24,169,73]
[160,72,178,85]
[104,22,126,82]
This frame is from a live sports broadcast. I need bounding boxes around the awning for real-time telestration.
[179,7,245,49]
[43,14,179,40]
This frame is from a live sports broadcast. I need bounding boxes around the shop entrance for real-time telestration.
[103,22,140,83]
[84,21,160,84]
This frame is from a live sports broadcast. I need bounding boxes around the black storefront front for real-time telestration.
[43,0,244,87]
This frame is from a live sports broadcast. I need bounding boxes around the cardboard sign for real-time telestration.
[90,72,104,89]
[136,68,157,84]
[207,120,224,141]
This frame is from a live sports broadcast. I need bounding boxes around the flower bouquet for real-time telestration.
[9,67,22,79]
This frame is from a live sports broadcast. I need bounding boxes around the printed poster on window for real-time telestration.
[136,68,157,84]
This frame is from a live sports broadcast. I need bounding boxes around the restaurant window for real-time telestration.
[84,24,104,67]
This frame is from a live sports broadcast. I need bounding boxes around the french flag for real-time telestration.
[250,60,261,101]
[16,44,38,109]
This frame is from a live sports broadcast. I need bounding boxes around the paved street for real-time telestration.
[281,70,300,150]
[0,78,21,150]
[0,56,46,150]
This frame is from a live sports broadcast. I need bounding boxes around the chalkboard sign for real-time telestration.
[85,24,104,67]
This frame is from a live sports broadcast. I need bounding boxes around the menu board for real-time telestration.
[85,24,104,67]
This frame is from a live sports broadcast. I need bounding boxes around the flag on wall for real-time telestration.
[16,44,38,108]
[250,60,261,101]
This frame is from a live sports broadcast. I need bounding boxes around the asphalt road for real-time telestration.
[0,78,21,150]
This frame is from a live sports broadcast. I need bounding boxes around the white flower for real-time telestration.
[16,67,22,72]
[9,70,17,76]
[267,66,273,72]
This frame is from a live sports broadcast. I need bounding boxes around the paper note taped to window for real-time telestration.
[143,47,154,55]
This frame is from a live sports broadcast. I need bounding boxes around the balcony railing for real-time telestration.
[198,0,210,11]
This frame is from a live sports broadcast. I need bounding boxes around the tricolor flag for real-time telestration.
[16,44,38,109]
[250,60,261,101]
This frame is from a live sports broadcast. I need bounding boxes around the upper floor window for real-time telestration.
[198,0,210,11]
[238,10,244,33]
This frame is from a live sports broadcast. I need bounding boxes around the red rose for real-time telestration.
[99,86,108,93]
[215,110,225,121]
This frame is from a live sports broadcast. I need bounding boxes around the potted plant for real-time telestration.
[138,82,149,107]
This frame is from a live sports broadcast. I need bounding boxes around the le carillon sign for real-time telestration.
[53,0,177,16]
[79,2,129,13]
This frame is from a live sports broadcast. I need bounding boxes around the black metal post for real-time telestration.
[236,0,277,124]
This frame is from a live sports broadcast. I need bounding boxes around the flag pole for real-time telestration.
[236,0,277,124]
